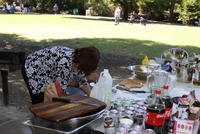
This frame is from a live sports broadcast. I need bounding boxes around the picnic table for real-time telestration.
[20,76,199,134]
[92,78,200,133]
[112,77,200,101]
[1,76,199,134]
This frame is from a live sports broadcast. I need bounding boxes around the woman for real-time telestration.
[22,46,100,104]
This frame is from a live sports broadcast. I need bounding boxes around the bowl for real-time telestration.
[161,48,189,62]
[128,65,156,80]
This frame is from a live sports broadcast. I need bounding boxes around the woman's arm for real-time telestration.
[81,84,91,95]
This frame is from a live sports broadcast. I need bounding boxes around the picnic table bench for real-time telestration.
[0,51,25,105]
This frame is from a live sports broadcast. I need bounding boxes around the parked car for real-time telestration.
[189,18,200,26]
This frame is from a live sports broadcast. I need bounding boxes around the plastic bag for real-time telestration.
[90,69,113,108]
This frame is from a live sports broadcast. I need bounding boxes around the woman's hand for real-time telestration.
[81,84,91,95]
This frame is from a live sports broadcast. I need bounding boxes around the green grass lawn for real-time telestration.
[0,14,200,59]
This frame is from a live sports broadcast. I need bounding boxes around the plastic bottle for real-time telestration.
[90,69,113,109]
[142,56,149,65]
[162,85,173,134]
[103,69,113,108]
[145,90,165,134]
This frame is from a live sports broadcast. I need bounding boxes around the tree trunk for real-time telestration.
[121,2,129,20]
[122,6,129,20]
[169,0,176,22]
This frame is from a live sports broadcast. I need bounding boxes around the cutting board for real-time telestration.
[119,79,145,89]
[29,95,106,122]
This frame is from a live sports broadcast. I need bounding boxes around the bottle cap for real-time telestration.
[163,85,169,90]
[155,90,161,94]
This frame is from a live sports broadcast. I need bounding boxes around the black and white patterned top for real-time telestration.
[25,46,88,95]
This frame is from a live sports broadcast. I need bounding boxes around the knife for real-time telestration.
[116,86,150,93]
[52,97,100,107]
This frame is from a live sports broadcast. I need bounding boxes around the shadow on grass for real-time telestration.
[62,16,115,22]
[61,16,189,26]
[0,33,199,58]
[1,32,200,90]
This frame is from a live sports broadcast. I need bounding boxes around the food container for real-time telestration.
[160,48,196,83]
[128,65,157,80]
[161,48,189,62]
[175,62,194,83]
[23,109,105,134]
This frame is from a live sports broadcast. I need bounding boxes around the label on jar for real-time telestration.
[104,117,115,134]
[146,112,165,126]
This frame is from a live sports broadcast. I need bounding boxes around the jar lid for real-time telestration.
[155,90,161,94]
[163,85,169,90]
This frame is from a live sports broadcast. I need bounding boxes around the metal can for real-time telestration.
[129,130,137,134]
[104,116,116,134]
[124,110,134,120]
[143,129,156,134]
[117,106,125,112]
[126,106,135,111]
[116,127,128,134]
[110,109,119,128]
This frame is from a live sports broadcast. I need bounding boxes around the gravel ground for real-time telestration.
[0,42,140,122]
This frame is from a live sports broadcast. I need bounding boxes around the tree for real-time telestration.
[163,0,182,22]
[136,0,168,20]
[111,0,137,20]
[177,0,200,24]
[85,0,114,16]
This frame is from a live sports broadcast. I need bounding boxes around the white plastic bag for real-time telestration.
[90,69,113,107]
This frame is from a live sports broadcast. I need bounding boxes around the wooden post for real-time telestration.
[1,70,9,106]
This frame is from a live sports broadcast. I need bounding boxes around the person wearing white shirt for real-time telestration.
[114,7,121,25]
[6,3,11,14]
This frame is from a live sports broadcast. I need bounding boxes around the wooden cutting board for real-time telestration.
[29,95,106,122]
[119,79,145,89]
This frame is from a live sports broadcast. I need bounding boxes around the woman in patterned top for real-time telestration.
[22,46,100,104]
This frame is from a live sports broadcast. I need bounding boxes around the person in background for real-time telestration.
[20,3,24,13]
[129,11,137,25]
[22,46,100,104]
[140,16,147,26]
[114,7,121,25]
[5,3,10,14]
[12,2,16,14]
[53,4,59,14]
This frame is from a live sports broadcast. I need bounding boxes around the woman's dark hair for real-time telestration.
[73,47,100,75]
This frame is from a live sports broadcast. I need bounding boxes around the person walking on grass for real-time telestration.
[140,16,147,26]
[53,4,59,14]
[114,7,121,25]
[129,11,137,25]
[12,2,16,14]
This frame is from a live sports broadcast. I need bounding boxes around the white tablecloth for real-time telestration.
[112,80,200,101]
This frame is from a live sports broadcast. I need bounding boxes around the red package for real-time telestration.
[44,82,62,103]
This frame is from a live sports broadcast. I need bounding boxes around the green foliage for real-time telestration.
[111,0,138,20]
[0,0,3,5]
[29,0,85,14]
[1,0,200,24]
[136,0,167,20]
[85,0,114,16]
[177,0,200,24]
